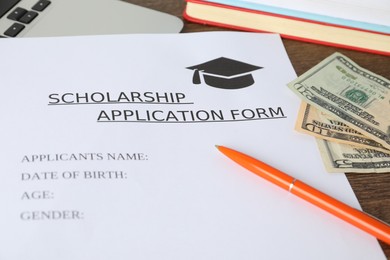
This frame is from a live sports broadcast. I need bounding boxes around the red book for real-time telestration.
[184,0,390,56]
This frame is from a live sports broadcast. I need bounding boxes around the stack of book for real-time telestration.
[184,0,390,56]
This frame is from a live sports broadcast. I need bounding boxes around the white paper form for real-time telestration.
[0,32,386,259]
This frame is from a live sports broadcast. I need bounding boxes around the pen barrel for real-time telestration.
[218,146,295,190]
[217,145,390,244]
[292,180,390,245]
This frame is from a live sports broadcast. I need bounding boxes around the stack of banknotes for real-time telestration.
[287,53,390,173]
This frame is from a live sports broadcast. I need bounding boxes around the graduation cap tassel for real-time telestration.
[192,69,201,84]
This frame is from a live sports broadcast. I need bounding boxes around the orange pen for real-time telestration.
[216,145,390,245]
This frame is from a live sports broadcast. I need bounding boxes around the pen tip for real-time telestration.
[215,145,220,149]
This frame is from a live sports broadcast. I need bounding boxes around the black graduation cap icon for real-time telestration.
[187,57,262,89]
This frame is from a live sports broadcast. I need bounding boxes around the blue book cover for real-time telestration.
[205,0,390,34]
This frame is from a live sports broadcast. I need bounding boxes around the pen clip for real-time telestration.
[288,179,297,193]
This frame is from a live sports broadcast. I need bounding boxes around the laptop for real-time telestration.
[0,0,183,38]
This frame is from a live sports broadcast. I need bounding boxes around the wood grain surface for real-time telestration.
[127,1,390,256]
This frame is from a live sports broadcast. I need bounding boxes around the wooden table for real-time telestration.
[127,0,390,256]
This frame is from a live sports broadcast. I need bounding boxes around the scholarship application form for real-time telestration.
[0,32,386,259]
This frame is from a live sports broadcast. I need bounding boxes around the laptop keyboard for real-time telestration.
[1,0,51,37]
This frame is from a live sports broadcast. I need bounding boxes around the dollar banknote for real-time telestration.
[288,53,390,150]
[296,102,390,153]
[316,138,390,173]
